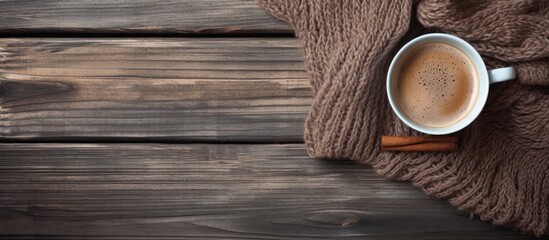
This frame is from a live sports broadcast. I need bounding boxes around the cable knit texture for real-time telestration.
[257,0,549,236]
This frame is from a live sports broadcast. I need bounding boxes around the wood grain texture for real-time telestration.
[0,38,310,142]
[0,0,291,34]
[0,143,536,239]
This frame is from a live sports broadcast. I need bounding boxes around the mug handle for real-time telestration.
[488,67,516,84]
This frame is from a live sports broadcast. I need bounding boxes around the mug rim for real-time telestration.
[386,33,489,135]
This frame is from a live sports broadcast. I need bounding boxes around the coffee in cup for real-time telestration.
[392,42,478,128]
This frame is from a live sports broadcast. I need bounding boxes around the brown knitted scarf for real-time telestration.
[258,0,549,236]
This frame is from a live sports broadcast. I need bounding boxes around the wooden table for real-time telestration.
[0,1,543,239]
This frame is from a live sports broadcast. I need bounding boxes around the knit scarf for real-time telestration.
[258,0,549,236]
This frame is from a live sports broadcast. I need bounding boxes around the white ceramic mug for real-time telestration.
[386,33,516,135]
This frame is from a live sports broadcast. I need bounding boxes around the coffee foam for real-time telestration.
[393,43,478,128]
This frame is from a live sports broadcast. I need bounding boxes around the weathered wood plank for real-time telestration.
[0,143,534,239]
[0,0,291,34]
[0,38,310,142]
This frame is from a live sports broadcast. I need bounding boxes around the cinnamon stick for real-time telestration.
[381,135,458,152]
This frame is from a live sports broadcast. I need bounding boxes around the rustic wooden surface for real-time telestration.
[0,38,309,142]
[0,143,537,239]
[0,1,542,239]
[0,0,291,34]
